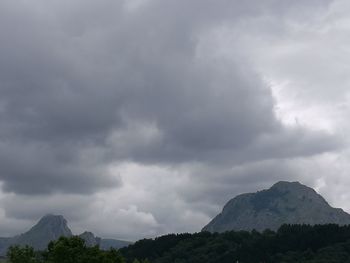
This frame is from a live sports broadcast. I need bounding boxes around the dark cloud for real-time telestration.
[0,0,337,196]
[0,141,119,195]
[2,194,95,222]
[0,0,345,241]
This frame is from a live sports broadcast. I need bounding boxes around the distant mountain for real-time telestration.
[79,231,101,247]
[203,181,350,233]
[100,239,132,251]
[78,231,131,250]
[0,214,131,255]
[13,214,73,249]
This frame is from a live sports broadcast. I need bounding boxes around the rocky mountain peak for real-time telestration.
[28,214,73,238]
[271,181,319,195]
[11,214,73,250]
[271,181,303,189]
[0,215,131,255]
[79,231,101,247]
[203,181,350,233]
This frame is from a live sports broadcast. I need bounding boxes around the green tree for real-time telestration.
[7,245,39,263]
[43,236,125,263]
[45,236,86,263]
[101,248,125,263]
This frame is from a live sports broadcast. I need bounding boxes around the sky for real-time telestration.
[0,0,350,241]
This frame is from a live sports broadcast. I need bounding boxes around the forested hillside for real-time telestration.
[121,224,350,263]
[7,224,350,263]
[6,236,127,263]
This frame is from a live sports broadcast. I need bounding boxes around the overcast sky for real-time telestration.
[0,0,350,241]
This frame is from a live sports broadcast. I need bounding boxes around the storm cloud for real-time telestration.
[0,0,347,240]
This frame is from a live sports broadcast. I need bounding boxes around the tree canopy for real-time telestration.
[7,236,125,263]
[6,224,350,263]
[120,224,350,263]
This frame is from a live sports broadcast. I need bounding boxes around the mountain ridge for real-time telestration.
[202,181,350,233]
[0,214,131,255]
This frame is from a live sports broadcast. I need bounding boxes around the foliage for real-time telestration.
[7,245,39,263]
[7,236,125,263]
[121,224,350,263]
[7,224,350,263]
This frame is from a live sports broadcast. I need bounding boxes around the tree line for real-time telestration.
[120,224,350,263]
[7,224,350,263]
[6,236,148,263]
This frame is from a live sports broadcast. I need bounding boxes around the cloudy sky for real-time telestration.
[0,0,350,240]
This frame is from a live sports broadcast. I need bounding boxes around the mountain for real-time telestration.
[79,231,101,247]
[13,214,73,249]
[0,214,130,255]
[78,231,131,250]
[202,181,350,233]
[100,239,132,250]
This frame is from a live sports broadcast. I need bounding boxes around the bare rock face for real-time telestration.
[0,214,131,255]
[0,214,73,255]
[202,181,350,233]
[13,214,73,250]
[78,231,131,249]
[79,231,101,247]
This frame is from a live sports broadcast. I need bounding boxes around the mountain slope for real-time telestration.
[78,231,131,249]
[0,214,130,255]
[0,214,72,255]
[203,181,350,232]
[120,225,350,263]
[13,214,73,249]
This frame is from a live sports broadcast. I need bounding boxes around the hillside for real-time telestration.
[120,224,350,263]
[0,214,130,255]
[202,181,350,232]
